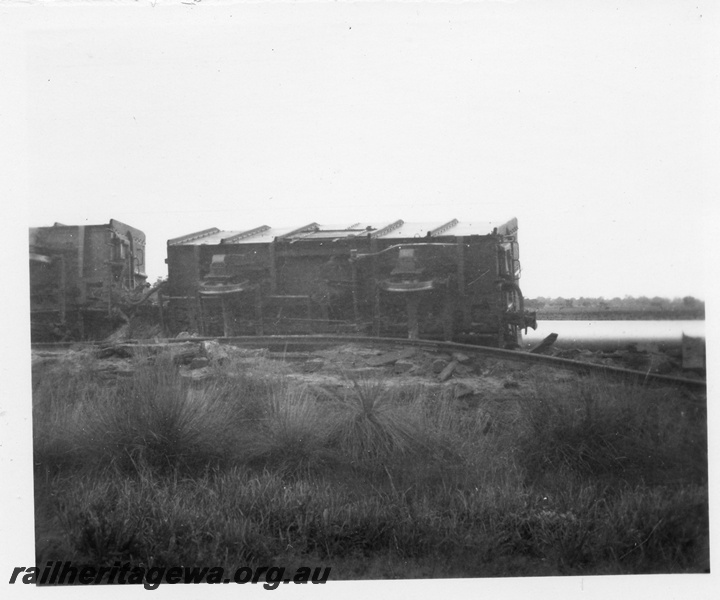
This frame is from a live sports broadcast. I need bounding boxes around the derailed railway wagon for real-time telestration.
[164,218,536,348]
[29,219,149,341]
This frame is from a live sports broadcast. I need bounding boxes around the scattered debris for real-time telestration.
[529,333,558,354]
[169,342,203,365]
[32,334,705,411]
[437,360,458,382]
[203,340,232,363]
[393,360,414,374]
[432,359,449,374]
[452,352,471,364]
[267,351,315,360]
[366,348,416,367]
[95,344,136,359]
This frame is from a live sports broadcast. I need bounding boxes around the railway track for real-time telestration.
[31,334,707,390]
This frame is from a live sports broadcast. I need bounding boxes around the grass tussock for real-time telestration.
[515,374,707,486]
[34,352,261,476]
[248,382,336,474]
[328,376,427,462]
[33,348,709,578]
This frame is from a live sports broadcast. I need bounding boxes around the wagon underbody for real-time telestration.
[164,219,536,349]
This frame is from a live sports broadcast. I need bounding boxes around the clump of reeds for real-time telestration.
[327,376,427,463]
[515,373,707,486]
[246,382,336,474]
[33,349,268,476]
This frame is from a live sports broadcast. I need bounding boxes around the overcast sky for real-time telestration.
[13,1,720,299]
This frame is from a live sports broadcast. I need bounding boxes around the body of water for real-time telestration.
[521,320,705,350]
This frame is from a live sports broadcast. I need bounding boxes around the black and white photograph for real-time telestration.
[2,1,717,598]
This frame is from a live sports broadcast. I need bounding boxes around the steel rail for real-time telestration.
[31,335,707,390]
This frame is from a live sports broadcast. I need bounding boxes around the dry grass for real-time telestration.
[33,348,709,578]
[515,373,708,486]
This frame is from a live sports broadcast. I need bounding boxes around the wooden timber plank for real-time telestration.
[437,360,458,382]
[366,348,416,366]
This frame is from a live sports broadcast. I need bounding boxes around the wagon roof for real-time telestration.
[167,218,518,246]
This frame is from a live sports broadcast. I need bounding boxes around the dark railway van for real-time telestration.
[29,219,148,341]
[164,219,536,347]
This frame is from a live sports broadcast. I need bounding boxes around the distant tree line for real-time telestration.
[525,296,705,319]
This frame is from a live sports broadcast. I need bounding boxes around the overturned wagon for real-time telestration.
[164,218,536,348]
[29,219,149,341]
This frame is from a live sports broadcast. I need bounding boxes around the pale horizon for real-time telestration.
[15,2,715,301]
